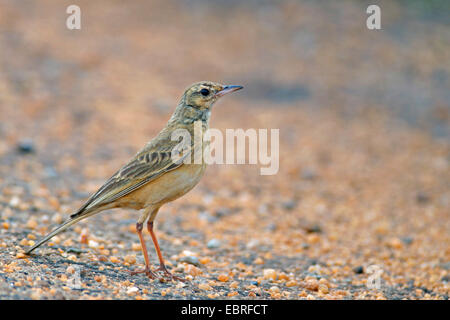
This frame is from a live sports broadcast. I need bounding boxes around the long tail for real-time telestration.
[25,211,95,255]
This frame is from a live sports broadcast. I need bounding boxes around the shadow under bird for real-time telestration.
[26,81,243,281]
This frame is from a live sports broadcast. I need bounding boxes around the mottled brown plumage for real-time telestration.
[26,81,243,281]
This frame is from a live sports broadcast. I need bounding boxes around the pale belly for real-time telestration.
[121,163,207,208]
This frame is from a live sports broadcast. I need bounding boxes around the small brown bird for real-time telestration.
[26,81,243,281]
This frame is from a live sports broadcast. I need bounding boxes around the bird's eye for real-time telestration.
[200,88,210,96]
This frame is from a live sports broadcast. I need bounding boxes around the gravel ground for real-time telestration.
[0,0,449,300]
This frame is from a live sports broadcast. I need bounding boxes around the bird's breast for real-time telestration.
[125,163,207,208]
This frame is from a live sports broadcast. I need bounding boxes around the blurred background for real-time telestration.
[0,0,448,299]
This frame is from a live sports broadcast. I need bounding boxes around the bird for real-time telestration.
[25,81,243,281]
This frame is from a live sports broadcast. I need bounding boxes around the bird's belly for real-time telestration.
[125,164,206,208]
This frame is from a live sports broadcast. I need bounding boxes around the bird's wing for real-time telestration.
[71,140,191,218]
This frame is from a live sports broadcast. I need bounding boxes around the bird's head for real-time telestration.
[182,81,243,110]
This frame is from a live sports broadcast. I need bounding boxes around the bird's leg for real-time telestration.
[129,222,156,279]
[147,220,186,282]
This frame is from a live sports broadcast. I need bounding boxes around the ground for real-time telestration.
[0,0,449,300]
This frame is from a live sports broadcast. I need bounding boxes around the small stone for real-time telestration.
[17,139,35,154]
[307,234,320,244]
[79,229,89,244]
[16,252,26,259]
[131,243,141,251]
[124,255,136,265]
[52,213,63,224]
[305,224,322,233]
[269,286,280,293]
[353,266,364,274]
[127,287,139,295]
[416,192,430,204]
[207,239,221,249]
[246,239,259,249]
[44,166,58,178]
[214,207,232,218]
[401,237,413,245]
[388,238,403,249]
[199,257,211,265]
[198,283,212,291]
[88,240,99,248]
[9,196,20,208]
[185,264,202,276]
[180,256,200,267]
[318,283,329,294]
[278,273,290,281]
[254,257,264,265]
[217,274,229,282]
[281,200,297,210]
[286,280,297,287]
[304,279,319,291]
[67,255,77,262]
[263,269,277,280]
[110,256,120,263]
[63,239,73,247]
[301,168,318,180]
[66,266,75,274]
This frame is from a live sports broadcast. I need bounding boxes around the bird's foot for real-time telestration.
[155,265,187,282]
[129,267,157,280]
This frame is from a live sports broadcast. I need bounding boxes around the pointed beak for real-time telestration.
[215,85,243,98]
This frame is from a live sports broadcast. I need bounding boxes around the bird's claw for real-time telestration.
[129,267,157,280]
[155,265,187,282]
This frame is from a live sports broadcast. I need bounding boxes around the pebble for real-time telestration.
[269,286,280,293]
[180,256,200,267]
[281,200,297,210]
[318,284,329,294]
[217,274,229,282]
[185,264,202,276]
[305,224,322,233]
[301,168,318,180]
[109,256,120,263]
[286,280,297,287]
[9,196,20,208]
[66,266,75,274]
[353,266,364,274]
[199,257,211,265]
[207,239,221,249]
[198,283,212,291]
[124,255,136,265]
[304,279,319,291]
[88,240,99,248]
[17,139,35,154]
[80,229,89,244]
[16,252,26,259]
[131,243,141,251]
[67,255,77,262]
[127,287,139,295]
[263,268,277,280]
[416,191,430,204]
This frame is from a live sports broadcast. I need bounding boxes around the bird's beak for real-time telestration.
[215,85,243,98]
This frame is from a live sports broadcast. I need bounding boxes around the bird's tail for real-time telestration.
[25,211,95,255]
